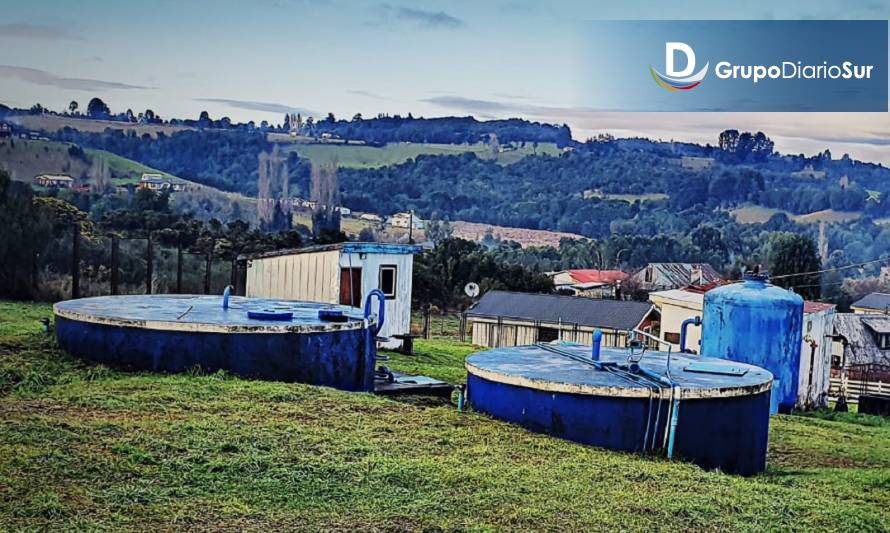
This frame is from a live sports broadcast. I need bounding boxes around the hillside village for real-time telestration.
[1,101,889,529]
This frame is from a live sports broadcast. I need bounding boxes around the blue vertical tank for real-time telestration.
[700,272,803,413]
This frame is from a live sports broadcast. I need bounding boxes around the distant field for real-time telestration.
[0,138,190,187]
[731,205,787,224]
[605,193,668,203]
[0,138,90,182]
[731,205,862,225]
[8,115,192,138]
[84,149,184,185]
[279,141,560,168]
[451,220,585,248]
[793,209,862,224]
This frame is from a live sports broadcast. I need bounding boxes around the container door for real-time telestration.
[340,267,362,307]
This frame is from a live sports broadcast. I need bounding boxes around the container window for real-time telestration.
[664,332,680,344]
[538,327,560,342]
[379,265,397,299]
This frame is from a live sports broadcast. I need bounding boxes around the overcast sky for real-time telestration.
[2,0,889,163]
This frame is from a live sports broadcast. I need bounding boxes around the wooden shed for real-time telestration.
[466,290,659,349]
[242,243,421,348]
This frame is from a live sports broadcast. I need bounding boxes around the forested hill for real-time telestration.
[309,115,573,147]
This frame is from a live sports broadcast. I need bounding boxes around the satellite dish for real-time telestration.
[464,282,480,298]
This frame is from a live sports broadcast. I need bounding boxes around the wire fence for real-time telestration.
[32,224,242,301]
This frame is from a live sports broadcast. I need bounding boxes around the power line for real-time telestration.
[769,256,890,281]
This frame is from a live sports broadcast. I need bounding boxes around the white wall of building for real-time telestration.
[245,249,340,302]
[339,251,414,346]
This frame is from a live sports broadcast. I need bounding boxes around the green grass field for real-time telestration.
[604,193,669,203]
[85,149,185,186]
[731,205,863,225]
[1,300,888,530]
[280,141,560,168]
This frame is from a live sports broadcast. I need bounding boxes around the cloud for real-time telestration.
[0,65,153,91]
[423,95,512,114]
[194,98,316,116]
[349,89,388,100]
[376,4,464,28]
[0,23,84,41]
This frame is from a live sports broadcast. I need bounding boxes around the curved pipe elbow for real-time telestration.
[679,316,702,353]
[364,289,386,335]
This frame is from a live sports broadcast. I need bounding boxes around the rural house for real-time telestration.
[850,292,890,314]
[466,290,659,349]
[549,269,628,299]
[387,212,424,230]
[138,173,183,192]
[649,284,836,408]
[242,242,421,348]
[632,262,721,291]
[831,314,890,395]
[35,174,74,188]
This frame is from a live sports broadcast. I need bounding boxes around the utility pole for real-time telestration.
[408,210,414,244]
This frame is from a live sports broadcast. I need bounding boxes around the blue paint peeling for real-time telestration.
[700,276,804,413]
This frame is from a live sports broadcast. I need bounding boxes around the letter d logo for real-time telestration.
[666,42,695,77]
[650,42,709,92]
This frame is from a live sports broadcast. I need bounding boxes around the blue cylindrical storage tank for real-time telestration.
[54,295,378,392]
[700,273,803,413]
[466,344,774,476]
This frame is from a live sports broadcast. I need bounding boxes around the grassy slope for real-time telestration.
[0,138,190,187]
[1,301,888,530]
[10,115,192,138]
[0,139,90,182]
[84,149,184,185]
[731,205,863,225]
[280,141,560,168]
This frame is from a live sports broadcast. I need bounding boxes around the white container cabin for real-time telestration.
[243,242,421,348]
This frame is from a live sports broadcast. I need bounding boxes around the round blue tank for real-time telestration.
[54,295,377,392]
[700,273,803,413]
[466,343,773,476]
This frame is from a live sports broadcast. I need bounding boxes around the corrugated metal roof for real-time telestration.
[466,290,656,330]
[803,301,836,314]
[567,270,628,284]
[649,289,704,307]
[833,314,890,366]
[634,263,721,289]
[851,292,890,311]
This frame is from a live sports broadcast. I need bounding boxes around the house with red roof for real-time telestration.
[549,269,629,299]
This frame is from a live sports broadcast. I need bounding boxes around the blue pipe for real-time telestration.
[679,316,702,353]
[222,285,232,310]
[364,289,386,335]
[666,387,681,459]
[591,329,602,361]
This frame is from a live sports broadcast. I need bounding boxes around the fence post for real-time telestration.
[459,312,466,342]
[204,241,215,295]
[110,234,120,295]
[176,243,184,294]
[423,305,431,339]
[145,232,153,295]
[71,223,80,299]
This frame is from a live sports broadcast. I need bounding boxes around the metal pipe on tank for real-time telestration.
[679,316,701,353]
[591,329,603,361]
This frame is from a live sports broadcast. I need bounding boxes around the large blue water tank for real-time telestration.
[700,273,803,413]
